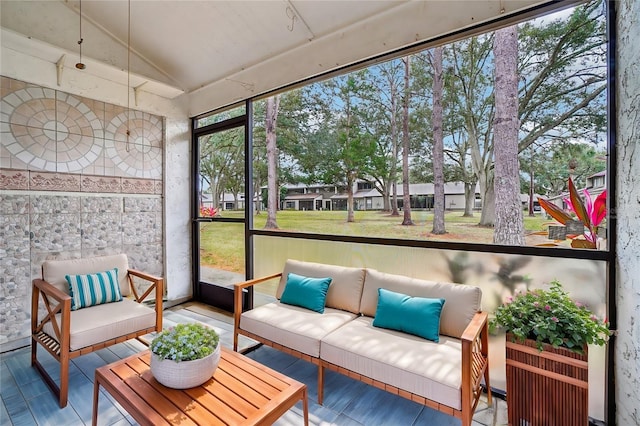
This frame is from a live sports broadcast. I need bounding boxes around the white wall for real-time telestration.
[164,118,192,301]
[615,0,640,423]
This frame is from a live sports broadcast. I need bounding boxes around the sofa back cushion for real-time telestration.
[42,254,131,297]
[276,259,366,314]
[361,268,482,339]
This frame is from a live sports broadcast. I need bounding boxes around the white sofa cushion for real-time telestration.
[42,254,131,297]
[43,298,156,351]
[240,301,358,357]
[276,259,366,314]
[360,268,482,339]
[321,316,463,410]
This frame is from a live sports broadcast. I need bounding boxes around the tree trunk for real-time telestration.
[390,81,400,216]
[468,117,495,226]
[264,96,280,229]
[391,181,399,215]
[347,172,356,222]
[493,26,524,245]
[431,47,446,234]
[463,181,475,217]
[479,176,495,226]
[401,56,414,226]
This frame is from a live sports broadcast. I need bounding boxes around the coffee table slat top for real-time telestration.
[93,347,308,426]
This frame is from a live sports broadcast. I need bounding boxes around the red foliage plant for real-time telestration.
[537,177,606,249]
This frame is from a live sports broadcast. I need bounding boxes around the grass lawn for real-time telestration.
[200,210,551,273]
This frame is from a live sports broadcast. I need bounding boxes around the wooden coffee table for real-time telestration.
[92,347,308,425]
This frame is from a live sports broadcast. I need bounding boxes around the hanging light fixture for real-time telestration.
[75,0,86,69]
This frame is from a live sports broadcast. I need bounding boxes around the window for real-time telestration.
[251,1,608,250]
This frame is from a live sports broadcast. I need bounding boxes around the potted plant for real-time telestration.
[150,322,221,389]
[537,177,607,249]
[491,280,610,426]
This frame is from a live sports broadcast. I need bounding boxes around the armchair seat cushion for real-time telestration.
[240,301,357,357]
[42,298,156,351]
[320,316,463,410]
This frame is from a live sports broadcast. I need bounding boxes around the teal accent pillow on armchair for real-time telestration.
[280,273,332,313]
[373,288,445,342]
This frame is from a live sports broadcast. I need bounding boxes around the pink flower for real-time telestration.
[545,305,551,311]
[551,317,559,323]
[533,302,540,308]
[591,315,598,321]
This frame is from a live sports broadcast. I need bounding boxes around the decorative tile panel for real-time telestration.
[121,178,155,194]
[1,77,164,181]
[1,139,29,170]
[125,243,163,276]
[0,214,29,259]
[30,213,81,252]
[55,92,104,139]
[0,194,29,214]
[0,77,165,349]
[82,247,123,260]
[81,213,122,248]
[56,92,105,137]
[144,145,163,179]
[0,169,29,190]
[81,196,122,213]
[30,172,81,192]
[104,139,146,178]
[124,197,160,212]
[2,124,57,172]
[0,228,30,343]
[80,175,122,193]
[142,112,163,148]
[122,212,156,244]
[155,212,163,242]
[30,195,81,214]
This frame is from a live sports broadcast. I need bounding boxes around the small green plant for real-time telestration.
[490,280,610,354]
[151,323,220,362]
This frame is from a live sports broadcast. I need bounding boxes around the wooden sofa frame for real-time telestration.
[233,272,491,426]
[31,268,163,408]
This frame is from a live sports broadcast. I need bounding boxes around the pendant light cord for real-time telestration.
[126,0,131,151]
[76,0,85,69]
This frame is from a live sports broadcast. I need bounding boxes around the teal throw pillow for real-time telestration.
[373,288,445,342]
[65,268,123,311]
[280,273,332,313]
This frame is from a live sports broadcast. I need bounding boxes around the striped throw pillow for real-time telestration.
[65,268,123,310]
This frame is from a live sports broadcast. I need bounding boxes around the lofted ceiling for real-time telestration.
[0,0,578,116]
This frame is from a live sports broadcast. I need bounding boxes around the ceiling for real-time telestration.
[0,0,578,116]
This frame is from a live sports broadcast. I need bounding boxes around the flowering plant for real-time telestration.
[490,280,610,354]
[200,206,219,217]
[538,177,606,249]
[150,323,220,362]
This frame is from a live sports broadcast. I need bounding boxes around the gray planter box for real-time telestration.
[548,225,567,240]
[565,220,585,236]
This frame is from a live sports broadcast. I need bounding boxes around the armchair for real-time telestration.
[31,254,163,407]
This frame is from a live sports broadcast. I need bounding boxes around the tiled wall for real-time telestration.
[0,76,164,350]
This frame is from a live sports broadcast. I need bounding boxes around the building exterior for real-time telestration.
[541,170,607,211]
[280,181,480,211]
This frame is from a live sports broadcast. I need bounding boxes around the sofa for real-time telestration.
[31,254,163,407]
[233,259,491,426]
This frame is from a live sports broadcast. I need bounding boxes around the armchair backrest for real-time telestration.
[42,254,131,297]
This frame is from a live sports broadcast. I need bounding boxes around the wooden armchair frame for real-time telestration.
[31,268,163,408]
